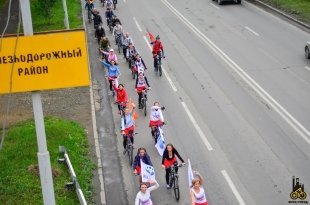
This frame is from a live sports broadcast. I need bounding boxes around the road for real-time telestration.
[87,0,310,204]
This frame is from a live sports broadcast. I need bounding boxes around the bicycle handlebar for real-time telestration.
[166,163,185,169]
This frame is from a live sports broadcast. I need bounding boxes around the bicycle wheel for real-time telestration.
[159,65,162,77]
[128,145,133,166]
[141,98,145,110]
[173,176,180,201]
[88,11,91,23]
[144,97,147,116]
[169,174,174,188]
[132,69,135,79]
[118,41,121,53]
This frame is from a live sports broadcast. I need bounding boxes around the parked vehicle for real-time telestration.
[305,41,310,59]
[212,0,241,5]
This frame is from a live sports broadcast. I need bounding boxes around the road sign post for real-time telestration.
[20,1,56,204]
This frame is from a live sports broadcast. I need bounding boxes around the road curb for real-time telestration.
[249,0,310,30]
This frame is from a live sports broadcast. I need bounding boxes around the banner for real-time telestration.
[140,159,155,182]
[155,127,166,156]
[146,32,156,43]
[188,159,194,188]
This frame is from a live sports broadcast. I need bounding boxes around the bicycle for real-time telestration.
[118,102,126,120]
[123,131,137,166]
[107,18,113,33]
[151,120,165,144]
[128,57,137,79]
[107,76,118,97]
[140,89,149,116]
[113,0,117,10]
[87,9,92,23]
[154,51,163,77]
[167,162,185,201]
[115,33,123,53]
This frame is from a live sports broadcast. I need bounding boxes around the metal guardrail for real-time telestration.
[58,146,87,205]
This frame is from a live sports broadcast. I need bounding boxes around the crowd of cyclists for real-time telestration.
[84,0,208,204]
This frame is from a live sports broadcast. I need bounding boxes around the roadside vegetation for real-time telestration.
[259,0,310,24]
[30,0,83,32]
[0,0,5,9]
[0,117,95,204]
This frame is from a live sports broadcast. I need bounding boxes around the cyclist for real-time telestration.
[105,7,114,26]
[95,26,105,45]
[135,179,159,205]
[190,171,208,205]
[127,43,138,71]
[112,15,122,27]
[121,105,136,150]
[161,143,185,189]
[105,0,113,9]
[112,0,117,10]
[99,36,111,60]
[113,83,128,112]
[134,54,147,74]
[135,72,151,109]
[151,35,165,70]
[92,9,103,29]
[149,101,164,137]
[113,22,124,45]
[99,59,120,94]
[85,0,94,19]
[100,48,118,64]
[133,148,153,183]
[122,32,133,59]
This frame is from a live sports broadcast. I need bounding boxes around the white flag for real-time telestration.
[140,159,156,182]
[155,127,166,156]
[188,159,194,188]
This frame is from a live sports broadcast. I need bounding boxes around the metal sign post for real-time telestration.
[62,0,70,29]
[19,1,56,204]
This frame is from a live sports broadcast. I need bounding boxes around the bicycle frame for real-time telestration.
[168,163,183,201]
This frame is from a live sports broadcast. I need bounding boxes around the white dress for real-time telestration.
[135,181,159,205]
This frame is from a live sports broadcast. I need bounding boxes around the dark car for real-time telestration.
[305,41,310,59]
[212,0,241,5]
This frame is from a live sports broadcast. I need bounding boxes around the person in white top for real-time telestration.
[190,171,208,205]
[149,101,165,137]
[135,179,159,205]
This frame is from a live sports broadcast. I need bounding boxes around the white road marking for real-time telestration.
[161,0,310,145]
[143,35,152,50]
[221,170,246,205]
[210,3,219,9]
[305,66,310,71]
[181,102,213,151]
[143,35,177,92]
[245,26,260,36]
[133,17,142,32]
[162,66,177,92]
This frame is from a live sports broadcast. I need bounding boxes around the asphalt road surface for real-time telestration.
[87,0,310,204]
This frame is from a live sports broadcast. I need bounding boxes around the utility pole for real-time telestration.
[19,1,56,204]
[62,0,70,29]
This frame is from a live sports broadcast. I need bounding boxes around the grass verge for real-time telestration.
[0,0,5,9]
[30,0,83,32]
[259,0,310,24]
[0,117,95,204]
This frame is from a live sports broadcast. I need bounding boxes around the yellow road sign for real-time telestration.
[0,29,90,94]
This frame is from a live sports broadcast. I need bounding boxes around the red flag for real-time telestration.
[147,32,156,43]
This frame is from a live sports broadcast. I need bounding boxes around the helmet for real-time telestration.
[156,35,160,40]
